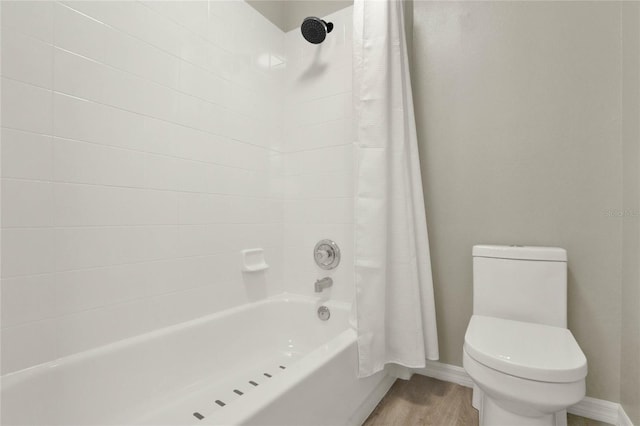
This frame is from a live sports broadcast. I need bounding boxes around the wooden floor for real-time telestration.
[363,375,612,426]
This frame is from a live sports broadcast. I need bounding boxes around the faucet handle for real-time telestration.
[313,240,340,270]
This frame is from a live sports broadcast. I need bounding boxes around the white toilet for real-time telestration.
[463,245,587,426]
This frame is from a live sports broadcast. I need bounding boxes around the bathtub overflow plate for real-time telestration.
[314,239,340,270]
[317,306,330,321]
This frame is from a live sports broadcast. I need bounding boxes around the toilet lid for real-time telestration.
[464,315,587,383]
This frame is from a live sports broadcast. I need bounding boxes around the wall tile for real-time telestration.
[1,77,52,134]
[54,3,180,90]
[1,179,54,228]
[53,47,178,123]
[284,198,353,225]
[1,29,53,89]
[58,1,182,55]
[53,184,179,227]
[52,137,147,189]
[1,128,53,181]
[1,229,55,278]
[53,226,180,272]
[1,274,56,328]
[283,144,353,176]
[1,1,54,44]
[1,0,289,375]
[283,171,353,199]
[53,93,181,158]
[285,118,353,152]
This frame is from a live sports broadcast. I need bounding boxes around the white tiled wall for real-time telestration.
[1,1,285,374]
[282,7,354,302]
[1,1,354,375]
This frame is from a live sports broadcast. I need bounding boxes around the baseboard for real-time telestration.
[618,405,635,426]
[414,360,631,426]
[568,396,620,425]
[348,373,396,426]
[413,360,474,388]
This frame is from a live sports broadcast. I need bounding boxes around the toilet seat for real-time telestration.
[464,315,587,383]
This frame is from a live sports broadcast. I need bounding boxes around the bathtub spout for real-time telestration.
[314,277,333,293]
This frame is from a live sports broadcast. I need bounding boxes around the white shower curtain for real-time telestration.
[353,0,439,377]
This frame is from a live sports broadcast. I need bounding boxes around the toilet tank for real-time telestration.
[473,245,568,328]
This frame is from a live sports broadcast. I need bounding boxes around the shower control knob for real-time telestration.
[314,239,341,270]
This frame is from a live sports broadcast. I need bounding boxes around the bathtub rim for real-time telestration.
[1,293,351,388]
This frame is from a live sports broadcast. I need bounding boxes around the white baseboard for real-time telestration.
[568,396,620,425]
[618,405,635,426]
[414,361,633,426]
[414,360,474,388]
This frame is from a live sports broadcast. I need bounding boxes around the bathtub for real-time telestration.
[1,294,394,425]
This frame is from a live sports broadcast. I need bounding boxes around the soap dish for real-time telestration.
[241,248,269,272]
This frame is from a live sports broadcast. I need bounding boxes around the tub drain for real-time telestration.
[317,306,330,321]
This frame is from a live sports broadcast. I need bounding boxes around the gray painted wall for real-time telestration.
[620,2,640,424]
[246,1,286,30]
[412,1,626,401]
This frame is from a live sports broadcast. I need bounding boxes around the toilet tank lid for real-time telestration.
[473,245,567,262]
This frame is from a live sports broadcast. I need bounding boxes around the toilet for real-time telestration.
[463,245,587,426]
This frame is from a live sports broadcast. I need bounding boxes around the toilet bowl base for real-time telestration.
[474,386,568,426]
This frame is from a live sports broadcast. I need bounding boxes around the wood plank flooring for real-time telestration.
[363,375,612,426]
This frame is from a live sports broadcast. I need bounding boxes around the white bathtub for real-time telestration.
[1,294,393,425]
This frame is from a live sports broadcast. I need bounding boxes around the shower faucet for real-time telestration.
[314,277,333,293]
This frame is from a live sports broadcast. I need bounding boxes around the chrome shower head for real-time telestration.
[301,17,334,44]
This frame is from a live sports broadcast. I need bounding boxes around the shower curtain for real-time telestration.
[353,0,439,377]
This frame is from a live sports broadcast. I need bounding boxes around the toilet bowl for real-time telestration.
[464,315,587,426]
[464,245,588,426]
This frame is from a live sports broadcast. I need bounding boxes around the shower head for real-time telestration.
[301,17,334,44]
